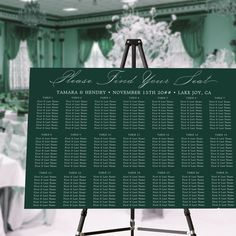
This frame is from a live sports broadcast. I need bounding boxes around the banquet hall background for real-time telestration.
[1,0,236,235]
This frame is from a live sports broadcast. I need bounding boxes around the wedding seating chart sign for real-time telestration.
[25,68,236,209]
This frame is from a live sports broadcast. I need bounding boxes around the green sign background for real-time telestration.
[25,68,236,209]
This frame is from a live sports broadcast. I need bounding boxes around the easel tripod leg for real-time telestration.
[130,209,135,236]
[137,43,148,68]
[120,43,130,68]
[131,45,136,68]
[184,209,196,236]
[76,209,88,236]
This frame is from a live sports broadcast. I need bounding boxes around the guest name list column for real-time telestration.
[31,96,59,208]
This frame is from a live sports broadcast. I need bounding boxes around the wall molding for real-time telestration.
[0,1,207,28]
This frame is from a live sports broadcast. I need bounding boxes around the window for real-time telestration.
[85,42,112,68]
[9,40,32,90]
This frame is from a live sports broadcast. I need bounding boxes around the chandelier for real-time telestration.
[78,0,98,5]
[206,0,236,15]
[18,0,46,27]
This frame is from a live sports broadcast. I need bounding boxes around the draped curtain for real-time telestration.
[98,37,114,58]
[77,27,113,67]
[172,17,205,67]
[27,35,38,67]
[77,29,93,68]
[3,24,21,91]
[3,23,38,91]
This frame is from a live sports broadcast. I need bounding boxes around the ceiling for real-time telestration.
[0,0,191,17]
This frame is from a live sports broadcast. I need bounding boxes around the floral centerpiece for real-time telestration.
[0,92,29,118]
[200,49,236,68]
[107,4,178,67]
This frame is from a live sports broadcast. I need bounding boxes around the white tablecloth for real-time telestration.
[0,154,25,234]
[0,154,23,234]
[0,204,4,236]
[1,117,27,137]
[0,113,55,233]
[0,154,25,188]
[0,154,55,232]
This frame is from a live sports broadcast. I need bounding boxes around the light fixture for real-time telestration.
[206,0,236,15]
[121,0,138,6]
[63,7,78,12]
[18,0,46,27]
[78,0,98,5]
[121,0,138,3]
